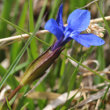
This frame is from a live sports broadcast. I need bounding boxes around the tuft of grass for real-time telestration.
[0,0,48,89]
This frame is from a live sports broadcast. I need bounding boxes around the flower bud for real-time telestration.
[20,46,63,85]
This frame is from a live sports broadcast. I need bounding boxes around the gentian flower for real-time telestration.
[45,4,105,51]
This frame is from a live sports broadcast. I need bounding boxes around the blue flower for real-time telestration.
[45,4,105,51]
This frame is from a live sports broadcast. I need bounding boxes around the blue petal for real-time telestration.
[67,9,90,32]
[71,33,105,47]
[56,4,64,31]
[44,19,64,40]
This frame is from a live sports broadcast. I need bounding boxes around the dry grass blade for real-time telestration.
[43,87,100,110]
[0,16,110,47]
[90,16,110,23]
[95,99,101,110]
[75,87,110,108]
[80,0,99,9]
[27,92,60,100]
[78,65,110,77]
[0,86,10,101]
[26,87,98,101]
[0,30,48,46]
[1,59,9,69]
[43,90,81,110]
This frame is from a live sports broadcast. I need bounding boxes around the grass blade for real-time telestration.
[0,65,18,89]
[67,58,82,95]
[95,2,110,36]
[11,1,28,63]
[6,97,12,110]
[0,0,15,37]
[29,0,38,59]
[62,53,110,82]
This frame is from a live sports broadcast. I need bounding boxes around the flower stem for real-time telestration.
[1,84,22,110]
[8,85,22,101]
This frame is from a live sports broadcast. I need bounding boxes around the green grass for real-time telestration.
[6,97,12,110]
[0,0,110,109]
[0,0,48,89]
[29,0,38,59]
[10,1,28,63]
[0,0,15,37]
